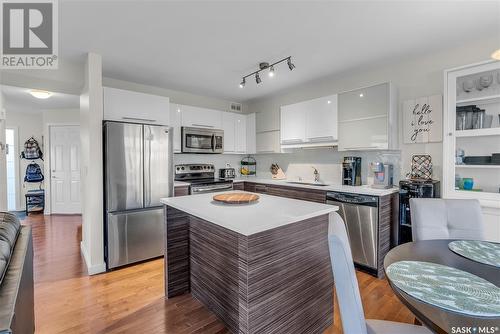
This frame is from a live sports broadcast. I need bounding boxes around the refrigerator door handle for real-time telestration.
[144,125,152,207]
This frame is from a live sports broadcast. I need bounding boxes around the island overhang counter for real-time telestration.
[161,191,339,334]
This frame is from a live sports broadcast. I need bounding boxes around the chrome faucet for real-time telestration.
[312,167,320,182]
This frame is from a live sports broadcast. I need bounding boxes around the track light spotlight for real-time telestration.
[268,66,275,77]
[239,78,246,88]
[255,72,261,84]
[287,57,295,71]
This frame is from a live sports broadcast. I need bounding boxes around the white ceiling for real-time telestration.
[2,85,79,114]
[58,1,500,103]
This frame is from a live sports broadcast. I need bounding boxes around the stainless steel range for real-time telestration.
[175,164,233,194]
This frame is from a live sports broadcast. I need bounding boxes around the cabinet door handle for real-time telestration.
[122,117,157,122]
[281,138,304,144]
[307,136,335,142]
[342,146,379,150]
[192,124,214,128]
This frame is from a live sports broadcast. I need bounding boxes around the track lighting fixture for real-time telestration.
[255,72,261,84]
[239,56,295,87]
[268,65,275,77]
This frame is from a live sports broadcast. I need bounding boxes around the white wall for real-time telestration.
[80,53,105,275]
[6,111,44,211]
[103,77,248,113]
[0,89,7,211]
[247,36,499,182]
[43,109,80,214]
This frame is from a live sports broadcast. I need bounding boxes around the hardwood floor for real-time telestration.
[21,213,415,334]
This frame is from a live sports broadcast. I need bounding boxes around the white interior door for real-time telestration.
[50,125,81,214]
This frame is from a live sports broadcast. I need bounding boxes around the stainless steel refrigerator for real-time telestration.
[104,121,173,269]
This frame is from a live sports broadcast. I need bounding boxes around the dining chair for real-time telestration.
[410,198,485,241]
[328,212,431,334]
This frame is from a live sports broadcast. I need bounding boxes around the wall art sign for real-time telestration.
[403,95,443,143]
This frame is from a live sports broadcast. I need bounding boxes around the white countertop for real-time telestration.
[232,177,399,196]
[161,191,338,236]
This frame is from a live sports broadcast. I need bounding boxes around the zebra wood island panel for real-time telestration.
[164,206,334,334]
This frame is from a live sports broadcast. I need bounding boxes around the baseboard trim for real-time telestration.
[80,241,106,275]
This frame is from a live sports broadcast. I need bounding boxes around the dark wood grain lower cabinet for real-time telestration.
[266,184,326,203]
[243,182,267,194]
[174,185,190,197]
[243,182,256,192]
[165,206,333,334]
[376,192,398,278]
[232,182,244,191]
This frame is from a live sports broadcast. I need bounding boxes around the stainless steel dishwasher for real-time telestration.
[326,191,379,270]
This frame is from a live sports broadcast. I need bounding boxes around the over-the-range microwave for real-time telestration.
[181,126,224,154]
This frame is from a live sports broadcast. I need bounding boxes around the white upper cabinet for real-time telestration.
[280,103,306,144]
[222,112,236,153]
[103,87,170,125]
[235,114,247,153]
[280,94,338,148]
[169,103,183,153]
[337,82,397,151]
[246,113,256,154]
[222,112,247,154]
[181,105,222,129]
[305,94,338,142]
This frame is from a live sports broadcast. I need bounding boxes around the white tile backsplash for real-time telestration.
[174,148,402,186]
[252,148,402,186]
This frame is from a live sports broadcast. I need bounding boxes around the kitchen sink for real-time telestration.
[286,181,330,187]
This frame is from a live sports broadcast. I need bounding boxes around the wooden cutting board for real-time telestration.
[213,192,259,204]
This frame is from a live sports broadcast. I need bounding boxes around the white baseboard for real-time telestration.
[80,241,106,275]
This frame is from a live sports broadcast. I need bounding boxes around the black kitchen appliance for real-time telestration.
[342,156,362,186]
[398,179,440,245]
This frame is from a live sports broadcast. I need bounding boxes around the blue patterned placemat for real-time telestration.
[449,240,500,268]
[386,261,500,317]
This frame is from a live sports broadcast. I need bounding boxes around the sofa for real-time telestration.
[0,212,34,334]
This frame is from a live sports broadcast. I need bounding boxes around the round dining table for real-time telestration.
[384,239,500,334]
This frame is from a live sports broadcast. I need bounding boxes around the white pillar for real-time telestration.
[80,53,105,275]
[0,79,7,211]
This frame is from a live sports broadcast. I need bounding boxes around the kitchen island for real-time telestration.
[161,191,339,334]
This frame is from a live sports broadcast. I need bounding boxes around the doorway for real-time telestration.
[50,125,81,214]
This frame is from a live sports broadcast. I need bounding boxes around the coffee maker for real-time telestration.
[370,162,394,189]
[342,157,362,186]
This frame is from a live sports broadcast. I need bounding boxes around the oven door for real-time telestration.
[190,182,233,194]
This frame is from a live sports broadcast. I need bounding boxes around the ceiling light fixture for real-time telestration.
[359,93,364,97]
[491,49,500,60]
[255,72,261,84]
[29,89,52,99]
[239,56,295,87]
